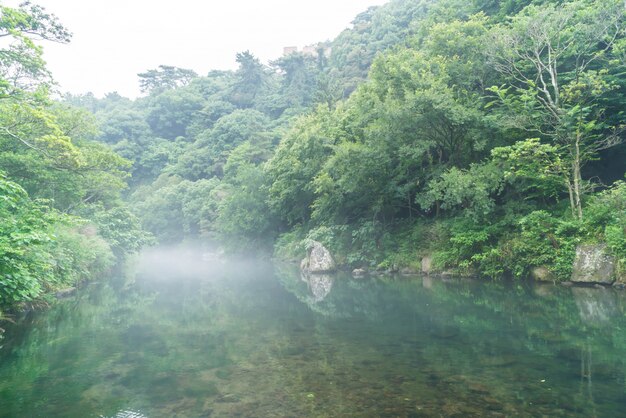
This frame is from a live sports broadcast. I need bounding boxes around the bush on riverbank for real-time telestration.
[273,192,626,282]
[0,175,115,311]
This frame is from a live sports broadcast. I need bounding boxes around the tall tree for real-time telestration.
[229,51,267,108]
[137,65,198,95]
[0,1,70,99]
[487,0,626,220]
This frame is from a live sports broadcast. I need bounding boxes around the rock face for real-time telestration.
[301,241,336,274]
[571,244,615,284]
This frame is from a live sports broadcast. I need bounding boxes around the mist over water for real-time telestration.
[134,245,271,282]
[1,247,626,417]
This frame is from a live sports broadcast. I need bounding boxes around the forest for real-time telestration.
[2,0,626,314]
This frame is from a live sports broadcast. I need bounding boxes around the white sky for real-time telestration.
[8,0,389,98]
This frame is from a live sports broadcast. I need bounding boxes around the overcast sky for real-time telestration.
[9,0,389,98]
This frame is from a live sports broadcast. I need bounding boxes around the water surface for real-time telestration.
[1,248,626,417]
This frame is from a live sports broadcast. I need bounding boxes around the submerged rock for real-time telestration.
[352,268,367,278]
[571,244,615,284]
[300,241,336,274]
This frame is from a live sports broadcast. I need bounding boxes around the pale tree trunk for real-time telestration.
[573,131,583,221]
[566,178,577,219]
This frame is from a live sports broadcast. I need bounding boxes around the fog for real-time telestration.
[5,0,389,97]
[134,245,275,282]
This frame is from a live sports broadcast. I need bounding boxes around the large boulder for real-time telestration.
[301,241,336,274]
[571,244,615,284]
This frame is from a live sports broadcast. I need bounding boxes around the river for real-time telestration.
[1,247,625,417]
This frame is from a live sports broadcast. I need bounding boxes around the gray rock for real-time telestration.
[571,244,615,284]
[421,255,433,274]
[352,268,367,278]
[300,240,336,274]
[55,287,76,299]
[400,267,418,275]
[531,266,554,282]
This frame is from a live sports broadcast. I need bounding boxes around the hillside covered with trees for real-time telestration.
[0,2,149,315]
[3,0,626,315]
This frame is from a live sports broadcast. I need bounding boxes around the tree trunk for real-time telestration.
[573,132,583,221]
[566,177,576,219]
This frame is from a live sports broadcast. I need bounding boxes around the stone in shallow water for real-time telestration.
[301,240,336,273]
[571,244,615,284]
[352,268,367,278]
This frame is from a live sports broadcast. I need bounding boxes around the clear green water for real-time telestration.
[2,249,626,417]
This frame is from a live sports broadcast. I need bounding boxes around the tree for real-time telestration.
[417,162,505,219]
[215,143,277,251]
[143,84,205,139]
[131,175,220,242]
[0,1,70,100]
[328,0,432,96]
[175,109,271,180]
[266,107,342,226]
[271,52,320,109]
[487,0,626,220]
[229,51,267,108]
[138,65,198,95]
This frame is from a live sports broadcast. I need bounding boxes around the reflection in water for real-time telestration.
[0,248,626,417]
[105,410,148,418]
[422,275,434,289]
[301,272,334,302]
[571,287,618,325]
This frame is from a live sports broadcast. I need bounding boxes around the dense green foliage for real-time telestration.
[0,3,148,313]
[4,0,626,312]
[61,0,626,282]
